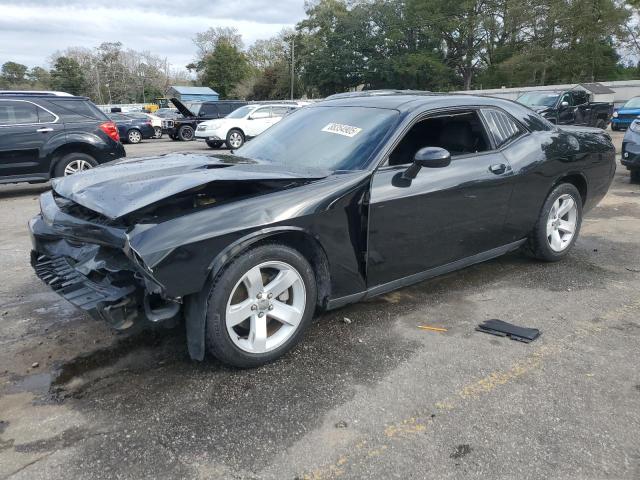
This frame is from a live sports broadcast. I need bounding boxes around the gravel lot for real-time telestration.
[0,132,638,479]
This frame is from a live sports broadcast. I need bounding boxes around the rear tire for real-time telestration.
[53,152,98,177]
[127,129,142,144]
[205,244,317,368]
[631,170,640,184]
[596,119,606,129]
[611,124,619,131]
[526,183,582,262]
[178,125,195,141]
[153,126,163,139]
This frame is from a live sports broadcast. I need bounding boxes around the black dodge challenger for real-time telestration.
[29,92,616,367]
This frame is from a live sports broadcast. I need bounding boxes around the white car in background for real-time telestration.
[195,104,298,149]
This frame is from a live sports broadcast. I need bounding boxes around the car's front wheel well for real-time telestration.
[49,143,99,176]
[240,232,331,309]
[555,174,587,206]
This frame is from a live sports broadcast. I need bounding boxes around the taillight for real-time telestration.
[99,121,120,142]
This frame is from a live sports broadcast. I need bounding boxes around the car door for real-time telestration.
[245,107,275,136]
[557,93,576,124]
[366,108,515,287]
[0,99,62,178]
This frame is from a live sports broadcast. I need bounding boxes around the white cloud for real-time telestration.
[0,1,306,69]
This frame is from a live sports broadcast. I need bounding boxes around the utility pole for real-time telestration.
[290,38,295,101]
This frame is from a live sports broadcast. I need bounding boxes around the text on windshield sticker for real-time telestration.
[321,123,362,138]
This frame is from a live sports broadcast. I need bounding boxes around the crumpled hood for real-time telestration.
[52,154,330,220]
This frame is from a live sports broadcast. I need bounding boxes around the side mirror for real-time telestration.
[561,101,569,108]
[403,147,451,179]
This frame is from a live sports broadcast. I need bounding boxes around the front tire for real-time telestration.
[226,129,244,149]
[527,183,582,262]
[153,126,163,139]
[611,124,619,131]
[631,170,640,184]
[206,140,223,149]
[54,152,98,177]
[205,244,317,368]
[178,125,195,141]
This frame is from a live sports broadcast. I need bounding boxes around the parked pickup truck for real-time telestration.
[517,90,612,128]
[162,98,248,141]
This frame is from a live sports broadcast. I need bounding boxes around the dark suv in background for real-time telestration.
[163,97,247,141]
[0,91,125,184]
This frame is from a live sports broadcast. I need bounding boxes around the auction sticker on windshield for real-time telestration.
[321,123,362,138]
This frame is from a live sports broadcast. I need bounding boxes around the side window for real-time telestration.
[560,93,573,106]
[573,91,589,105]
[0,101,39,125]
[388,110,490,166]
[37,106,57,123]
[252,107,271,119]
[481,109,524,148]
[201,104,219,116]
[271,106,290,117]
[49,100,106,122]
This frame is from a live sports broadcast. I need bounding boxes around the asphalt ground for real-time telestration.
[0,131,638,479]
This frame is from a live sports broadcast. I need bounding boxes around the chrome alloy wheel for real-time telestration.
[228,131,243,148]
[63,159,93,176]
[225,261,306,354]
[546,193,578,252]
[128,130,142,143]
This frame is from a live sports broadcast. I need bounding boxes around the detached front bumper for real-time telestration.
[29,192,180,329]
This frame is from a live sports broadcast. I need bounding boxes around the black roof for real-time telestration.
[316,90,523,113]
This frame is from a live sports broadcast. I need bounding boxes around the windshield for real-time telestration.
[226,105,256,119]
[518,92,560,107]
[236,106,399,171]
[623,97,640,109]
[186,102,202,115]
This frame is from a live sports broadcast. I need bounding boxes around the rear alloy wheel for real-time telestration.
[226,129,244,149]
[54,152,98,177]
[527,183,582,262]
[205,244,316,368]
[178,125,195,141]
[127,129,142,144]
[153,126,163,138]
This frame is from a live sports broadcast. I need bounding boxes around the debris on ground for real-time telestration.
[626,267,640,272]
[31,362,39,368]
[342,317,352,325]
[335,420,348,428]
[418,325,448,332]
[476,319,541,343]
[450,444,473,459]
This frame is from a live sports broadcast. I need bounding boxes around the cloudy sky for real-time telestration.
[0,0,306,70]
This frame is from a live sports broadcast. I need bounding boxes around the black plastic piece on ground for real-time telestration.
[476,319,541,343]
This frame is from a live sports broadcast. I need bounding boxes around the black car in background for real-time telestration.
[517,90,613,128]
[0,91,125,183]
[108,113,155,144]
[163,98,248,141]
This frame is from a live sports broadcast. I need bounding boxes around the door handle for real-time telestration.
[36,127,53,133]
[489,163,507,175]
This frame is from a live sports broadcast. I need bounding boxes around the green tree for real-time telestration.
[201,40,250,98]
[1,61,28,85]
[50,56,87,95]
[27,66,51,88]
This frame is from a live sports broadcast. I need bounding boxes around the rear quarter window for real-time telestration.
[482,109,525,147]
[48,99,107,122]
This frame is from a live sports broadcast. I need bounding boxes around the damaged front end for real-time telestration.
[30,191,180,330]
